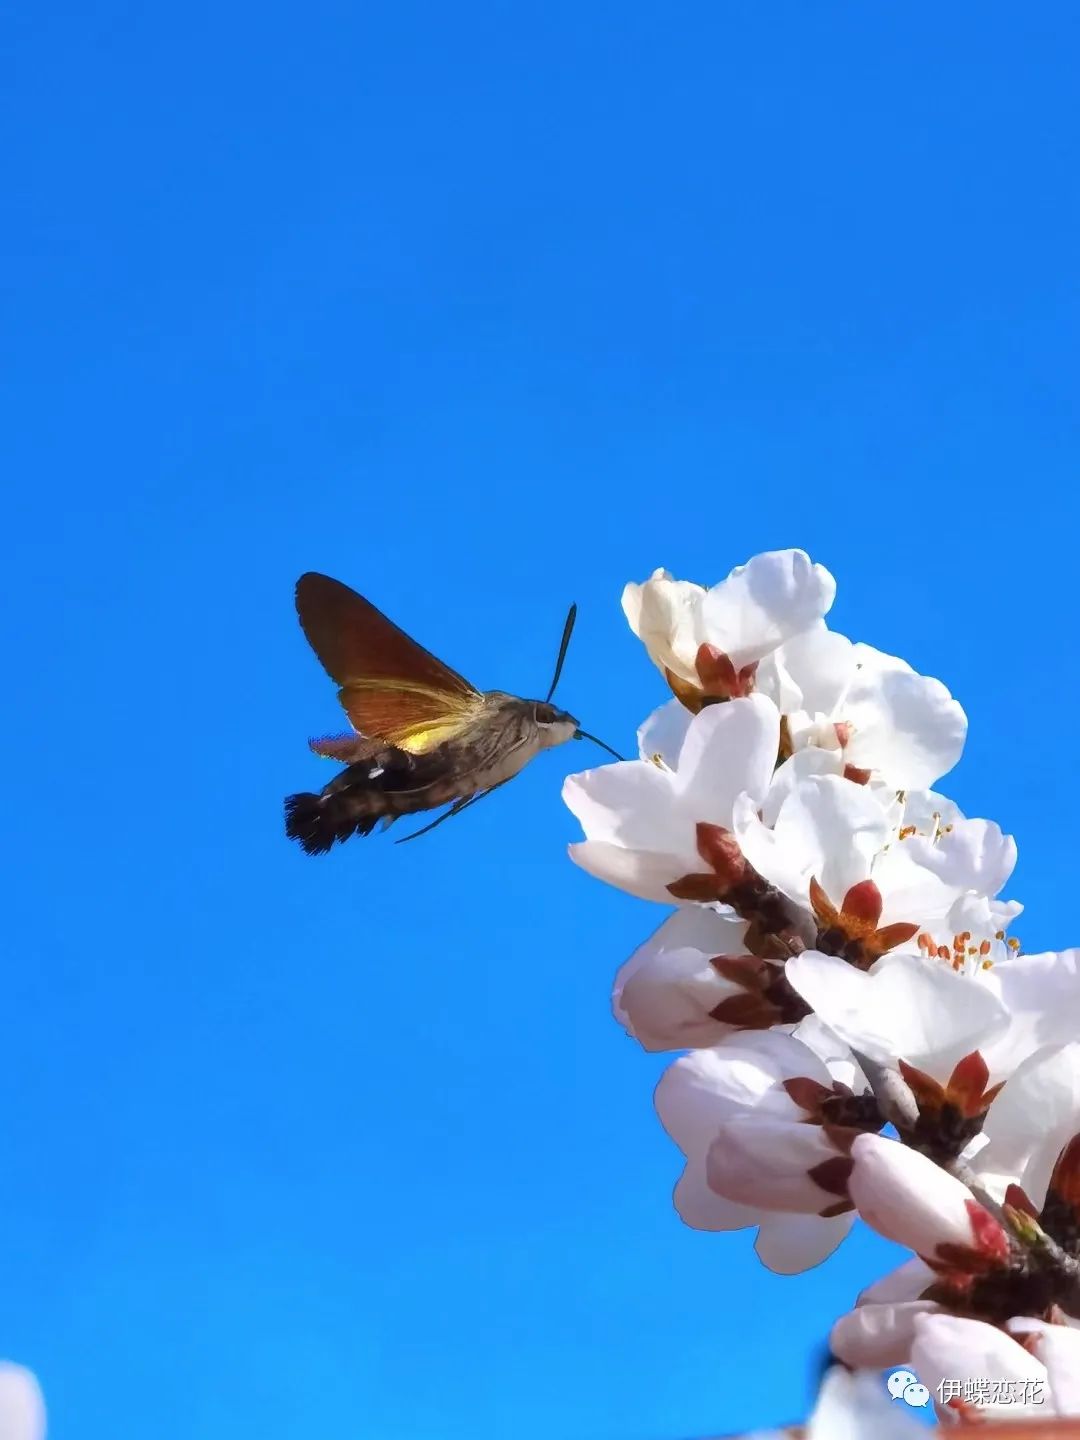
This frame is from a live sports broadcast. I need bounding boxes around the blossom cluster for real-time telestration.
[564,551,1080,1427]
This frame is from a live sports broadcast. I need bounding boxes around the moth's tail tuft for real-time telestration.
[284,791,379,855]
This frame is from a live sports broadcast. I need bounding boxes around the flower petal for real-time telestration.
[979,1041,1080,1209]
[567,840,694,902]
[786,950,1009,1082]
[754,1211,855,1275]
[699,550,836,669]
[654,1031,827,1153]
[637,699,692,767]
[905,818,1016,898]
[981,951,1080,1083]
[672,1163,761,1232]
[672,695,780,821]
[0,1366,45,1440]
[1007,1319,1080,1414]
[563,761,687,853]
[736,773,891,908]
[830,1299,940,1367]
[622,571,706,683]
[614,907,750,1050]
[849,1133,1008,1263]
[805,1368,926,1440]
[707,1116,848,1213]
[843,663,967,789]
[857,1256,938,1306]
[758,624,855,717]
[911,1314,1048,1418]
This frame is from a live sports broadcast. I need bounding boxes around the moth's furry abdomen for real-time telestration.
[284,790,381,854]
[285,743,465,854]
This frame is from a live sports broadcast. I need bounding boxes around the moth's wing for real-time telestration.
[295,573,485,753]
[295,574,476,695]
[308,733,387,763]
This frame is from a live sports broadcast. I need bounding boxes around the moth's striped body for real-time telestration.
[285,695,575,853]
[284,573,580,855]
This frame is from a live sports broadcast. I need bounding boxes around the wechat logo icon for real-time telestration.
[887,1369,931,1408]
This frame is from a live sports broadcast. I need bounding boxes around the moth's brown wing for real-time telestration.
[295,572,485,753]
[308,733,387,763]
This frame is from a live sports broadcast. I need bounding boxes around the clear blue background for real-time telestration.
[4,4,1078,1435]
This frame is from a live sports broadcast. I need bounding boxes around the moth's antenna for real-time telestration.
[573,728,625,761]
[545,603,577,703]
[542,602,622,758]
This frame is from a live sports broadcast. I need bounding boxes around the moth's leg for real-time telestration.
[394,783,509,844]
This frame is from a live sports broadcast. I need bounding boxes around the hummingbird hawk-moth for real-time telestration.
[284,572,619,854]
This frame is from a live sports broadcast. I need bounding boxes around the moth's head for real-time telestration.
[532,699,579,748]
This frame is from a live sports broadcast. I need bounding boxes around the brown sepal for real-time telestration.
[1050,1134,1080,1210]
[843,764,872,785]
[666,873,725,902]
[934,1241,993,1275]
[948,1051,992,1113]
[900,1051,1001,1122]
[1005,1182,1039,1218]
[695,823,747,888]
[965,1198,1010,1265]
[872,921,921,952]
[711,954,768,988]
[709,992,780,1028]
[709,955,786,1029]
[898,1059,947,1112]
[840,880,883,927]
[820,1123,861,1155]
[665,825,748,900]
[809,877,919,966]
[819,1199,856,1218]
[695,645,758,699]
[664,667,707,714]
[783,1076,834,1114]
[807,1155,854,1197]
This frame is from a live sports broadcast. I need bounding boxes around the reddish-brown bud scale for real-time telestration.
[782,1076,834,1114]
[1004,1183,1038,1218]
[965,1199,1011,1266]
[841,880,884,928]
[695,823,747,888]
[1050,1133,1080,1210]
[807,1154,855,1197]
[842,764,872,785]
[693,646,758,699]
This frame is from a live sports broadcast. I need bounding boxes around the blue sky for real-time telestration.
[4,4,1080,1436]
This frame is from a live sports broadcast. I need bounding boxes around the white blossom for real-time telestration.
[654,1029,865,1273]
[1007,1318,1080,1413]
[830,1297,941,1369]
[911,1313,1051,1420]
[564,549,1080,1433]
[622,550,835,698]
[788,945,1080,1094]
[612,906,755,1051]
[757,627,967,790]
[848,1133,1009,1268]
[785,949,1011,1083]
[978,1041,1080,1206]
[563,695,779,902]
